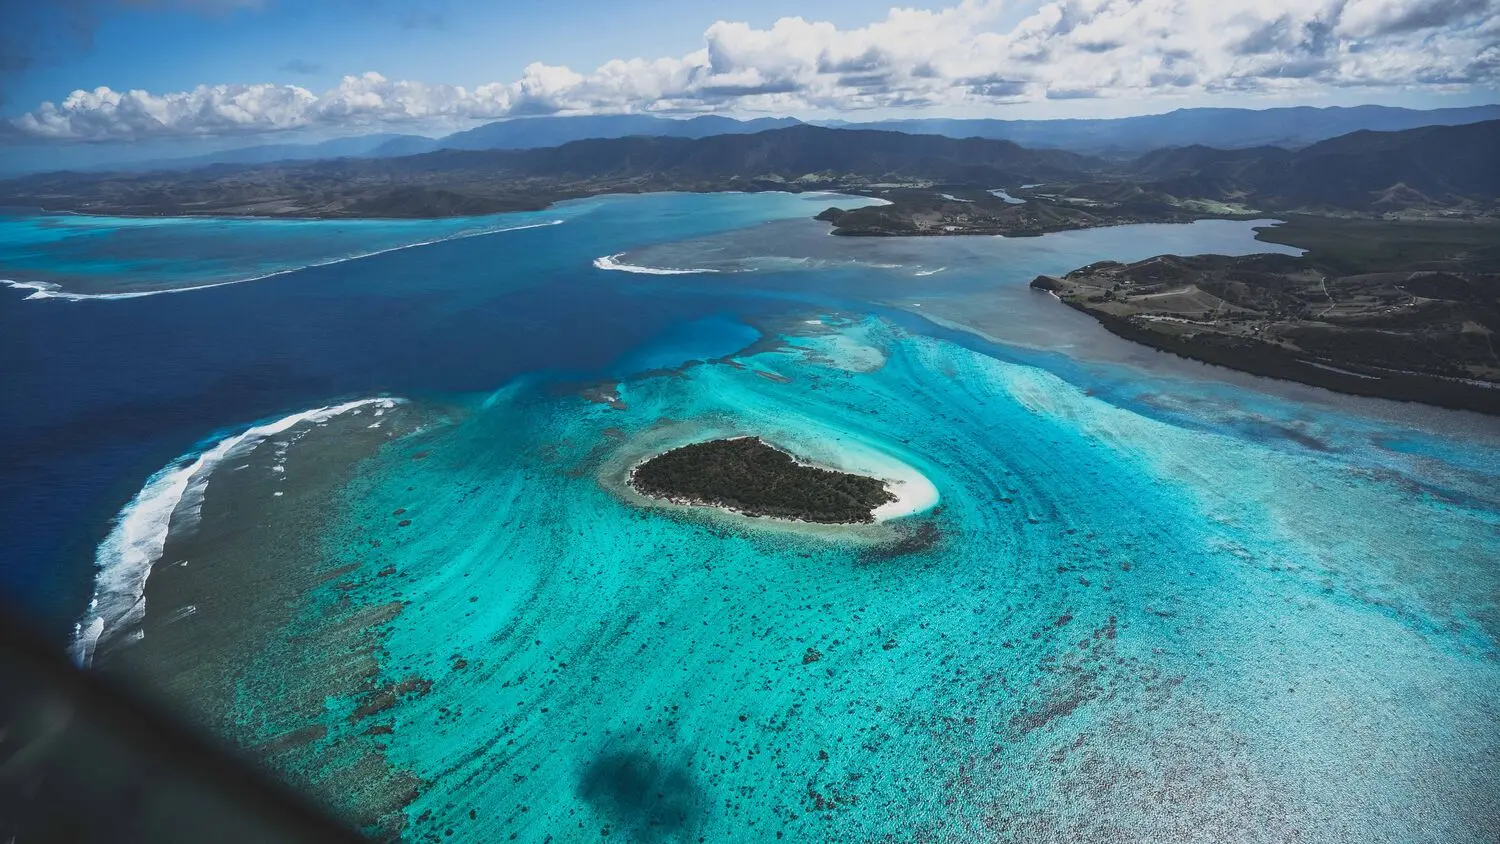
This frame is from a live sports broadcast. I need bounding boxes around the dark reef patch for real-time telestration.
[629,437,895,524]
[861,519,941,562]
[577,751,704,841]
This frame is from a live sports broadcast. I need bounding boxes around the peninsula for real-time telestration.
[1033,217,1500,414]
[629,437,896,524]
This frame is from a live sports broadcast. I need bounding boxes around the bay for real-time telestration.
[1,191,1496,841]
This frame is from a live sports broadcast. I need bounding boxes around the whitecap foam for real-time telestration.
[5,276,250,301]
[592,253,721,275]
[161,604,198,625]
[0,279,62,297]
[797,191,893,206]
[69,397,403,667]
[914,267,947,277]
[3,220,563,302]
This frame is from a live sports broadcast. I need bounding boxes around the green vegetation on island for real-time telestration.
[814,186,1221,237]
[629,437,896,524]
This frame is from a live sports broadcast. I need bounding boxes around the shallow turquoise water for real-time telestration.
[303,314,1498,842]
[9,191,1497,840]
[0,192,885,298]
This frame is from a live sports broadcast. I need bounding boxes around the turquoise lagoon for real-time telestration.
[0,192,881,299]
[2,192,1497,841]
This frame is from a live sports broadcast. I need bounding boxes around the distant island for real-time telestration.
[629,437,896,524]
[813,187,1220,237]
[1032,216,1500,415]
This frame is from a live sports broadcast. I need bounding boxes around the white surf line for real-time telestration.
[797,190,893,206]
[3,276,252,301]
[2,219,564,302]
[592,253,721,275]
[70,397,404,668]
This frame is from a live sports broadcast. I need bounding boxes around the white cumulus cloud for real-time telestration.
[11,0,1499,141]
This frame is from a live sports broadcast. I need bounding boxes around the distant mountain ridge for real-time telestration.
[3,120,1496,219]
[442,124,1097,182]
[79,115,805,174]
[1123,119,1500,210]
[0,124,1100,218]
[35,103,1499,177]
[74,133,433,173]
[820,104,1500,154]
[412,114,803,154]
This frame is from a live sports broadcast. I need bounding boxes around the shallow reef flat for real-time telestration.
[107,314,1500,842]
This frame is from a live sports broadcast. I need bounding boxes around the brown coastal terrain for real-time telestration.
[1031,217,1500,414]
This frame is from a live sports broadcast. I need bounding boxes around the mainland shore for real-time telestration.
[1032,240,1500,415]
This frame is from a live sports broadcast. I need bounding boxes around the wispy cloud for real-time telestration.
[11,0,1500,141]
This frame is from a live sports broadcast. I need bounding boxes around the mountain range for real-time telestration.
[32,104,1500,177]
[821,104,1500,156]
[4,120,1496,220]
[1117,119,1500,210]
[66,115,804,174]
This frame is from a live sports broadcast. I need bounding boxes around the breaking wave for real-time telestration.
[593,254,720,275]
[70,397,404,667]
[2,220,564,302]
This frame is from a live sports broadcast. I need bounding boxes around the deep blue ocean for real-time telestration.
[0,194,849,630]
[2,193,1497,841]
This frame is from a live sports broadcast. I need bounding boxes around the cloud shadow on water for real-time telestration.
[577,750,706,841]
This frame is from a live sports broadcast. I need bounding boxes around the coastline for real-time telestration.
[1048,293,1500,416]
[5,185,873,222]
[6,177,1239,238]
[824,209,1262,238]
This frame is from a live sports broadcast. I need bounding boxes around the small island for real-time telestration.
[629,437,896,524]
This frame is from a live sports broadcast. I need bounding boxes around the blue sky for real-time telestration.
[7,1,1016,117]
[1,0,1496,167]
